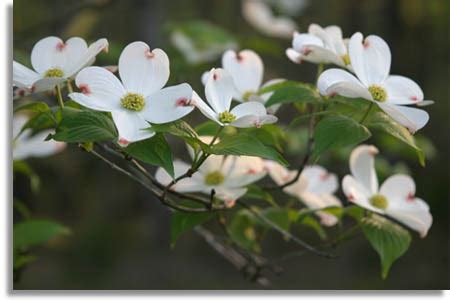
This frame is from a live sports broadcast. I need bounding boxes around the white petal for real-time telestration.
[13,61,40,88]
[259,78,285,113]
[198,155,225,175]
[31,77,65,93]
[377,102,429,133]
[349,144,379,195]
[205,68,234,113]
[57,37,88,74]
[13,130,65,160]
[380,174,415,201]
[383,75,425,105]
[324,25,347,56]
[222,49,263,96]
[118,42,169,96]
[317,68,371,99]
[191,91,220,124]
[342,175,383,214]
[155,160,206,192]
[70,66,125,112]
[64,38,108,77]
[349,32,391,86]
[264,160,294,185]
[222,156,266,187]
[31,36,68,74]
[299,192,340,226]
[141,83,194,124]
[231,114,277,128]
[214,186,248,202]
[301,165,338,195]
[201,71,210,85]
[111,111,154,146]
[286,48,302,64]
[386,197,432,238]
[230,101,266,118]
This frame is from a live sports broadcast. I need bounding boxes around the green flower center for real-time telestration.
[121,93,145,111]
[218,111,236,124]
[369,194,388,209]
[368,85,387,102]
[341,54,351,66]
[44,68,64,78]
[242,91,254,101]
[204,171,225,186]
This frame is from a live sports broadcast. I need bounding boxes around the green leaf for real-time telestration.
[170,211,214,248]
[244,185,278,207]
[14,101,50,113]
[298,214,327,240]
[361,214,412,279]
[258,80,307,95]
[51,109,117,143]
[260,207,290,232]
[314,115,371,158]
[211,134,288,166]
[195,121,221,136]
[265,85,318,107]
[125,134,174,177]
[368,112,425,166]
[228,210,260,252]
[13,219,71,250]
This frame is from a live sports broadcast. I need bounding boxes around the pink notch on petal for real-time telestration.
[175,97,191,107]
[406,192,415,203]
[363,39,370,49]
[213,72,219,81]
[56,42,66,51]
[347,194,354,202]
[79,84,91,95]
[301,48,312,56]
[320,172,330,181]
[410,96,418,102]
[145,50,155,59]
[236,53,244,62]
[246,168,257,174]
[118,138,130,147]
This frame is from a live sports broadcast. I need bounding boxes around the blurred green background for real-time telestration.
[13,0,449,289]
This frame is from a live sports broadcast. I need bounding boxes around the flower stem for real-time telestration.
[67,79,74,94]
[55,85,65,108]
[316,63,324,83]
[359,102,374,124]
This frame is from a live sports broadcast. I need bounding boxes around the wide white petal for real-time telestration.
[222,49,263,96]
[383,75,425,105]
[191,91,220,124]
[13,61,41,88]
[198,155,225,175]
[214,186,248,202]
[155,160,205,192]
[13,130,65,161]
[70,66,125,111]
[231,114,277,128]
[377,102,429,133]
[299,192,340,227]
[222,156,266,188]
[324,25,347,56]
[111,111,154,146]
[264,160,294,186]
[118,42,169,96]
[386,197,432,238]
[349,32,391,86]
[64,38,108,78]
[349,144,379,194]
[31,36,68,74]
[259,78,285,113]
[286,48,302,63]
[141,83,194,124]
[57,37,88,74]
[301,165,338,195]
[230,101,266,118]
[317,68,371,99]
[379,174,415,202]
[342,175,383,214]
[31,77,66,93]
[205,68,234,113]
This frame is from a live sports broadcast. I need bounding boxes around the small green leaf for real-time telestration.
[244,185,278,207]
[368,112,425,166]
[170,211,214,248]
[13,219,71,250]
[362,214,412,279]
[14,101,50,113]
[314,115,371,158]
[211,134,288,166]
[265,85,318,107]
[125,134,174,177]
[260,207,290,232]
[51,109,117,143]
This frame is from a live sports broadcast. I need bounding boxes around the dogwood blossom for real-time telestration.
[69,41,194,146]
[286,24,351,68]
[13,114,65,161]
[265,161,342,226]
[193,68,277,128]
[13,36,108,94]
[156,137,267,205]
[317,32,431,133]
[242,0,298,39]
[202,50,284,114]
[342,145,432,237]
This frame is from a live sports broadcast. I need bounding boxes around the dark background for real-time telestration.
[13,0,449,289]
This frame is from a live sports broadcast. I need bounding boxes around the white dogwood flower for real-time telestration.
[202,50,284,114]
[13,36,108,94]
[242,0,299,39]
[194,68,278,128]
[342,145,432,237]
[265,161,342,226]
[13,114,66,161]
[156,138,267,205]
[317,32,431,133]
[286,24,351,68]
[69,41,194,147]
